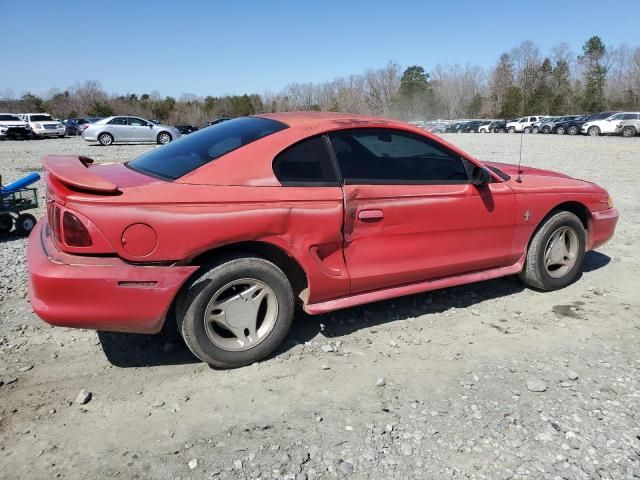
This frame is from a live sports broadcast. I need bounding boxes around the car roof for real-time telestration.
[255,111,410,134]
[180,112,481,187]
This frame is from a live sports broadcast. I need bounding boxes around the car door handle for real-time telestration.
[358,209,384,222]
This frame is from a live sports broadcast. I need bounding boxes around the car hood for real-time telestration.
[482,160,606,194]
[483,161,571,180]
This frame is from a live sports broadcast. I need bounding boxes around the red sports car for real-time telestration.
[28,112,618,367]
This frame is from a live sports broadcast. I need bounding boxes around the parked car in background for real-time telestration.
[425,122,447,134]
[445,121,470,133]
[582,112,640,136]
[63,118,91,136]
[175,125,199,135]
[19,113,66,138]
[531,117,557,133]
[0,113,31,139]
[461,120,492,133]
[506,116,545,133]
[554,112,619,135]
[615,119,640,137]
[28,112,618,368]
[536,115,580,134]
[478,121,499,133]
[81,116,181,146]
[492,120,508,133]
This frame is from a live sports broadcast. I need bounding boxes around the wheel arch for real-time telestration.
[184,240,309,302]
[526,200,592,252]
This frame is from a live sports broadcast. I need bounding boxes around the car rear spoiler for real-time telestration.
[42,155,120,193]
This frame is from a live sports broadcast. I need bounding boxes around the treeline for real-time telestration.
[1,36,638,123]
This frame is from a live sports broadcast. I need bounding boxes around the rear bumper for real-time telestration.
[27,221,198,334]
[588,208,619,250]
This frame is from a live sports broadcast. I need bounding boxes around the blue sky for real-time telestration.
[2,1,638,98]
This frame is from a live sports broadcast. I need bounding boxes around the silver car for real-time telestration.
[81,116,181,146]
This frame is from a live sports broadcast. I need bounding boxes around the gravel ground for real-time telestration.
[0,134,639,480]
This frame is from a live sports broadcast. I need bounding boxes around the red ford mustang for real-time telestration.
[28,112,618,367]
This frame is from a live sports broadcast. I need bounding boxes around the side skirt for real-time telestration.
[304,255,525,315]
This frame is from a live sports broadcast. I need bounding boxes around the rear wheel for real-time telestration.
[542,126,551,134]
[157,132,172,145]
[178,255,295,368]
[15,214,36,236]
[567,125,579,135]
[523,127,531,134]
[519,211,586,291]
[0,214,13,234]
[508,127,516,133]
[98,132,114,146]
[588,126,601,137]
[532,127,539,133]
[622,126,636,137]
[556,126,565,135]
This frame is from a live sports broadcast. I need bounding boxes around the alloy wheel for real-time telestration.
[543,226,579,279]
[203,278,279,352]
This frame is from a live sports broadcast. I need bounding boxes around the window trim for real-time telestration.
[327,127,472,186]
[272,134,341,187]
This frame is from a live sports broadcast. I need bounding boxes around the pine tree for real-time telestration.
[579,36,607,112]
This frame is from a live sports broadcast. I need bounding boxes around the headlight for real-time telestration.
[58,123,64,128]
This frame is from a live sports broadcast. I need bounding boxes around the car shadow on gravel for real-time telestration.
[98,251,610,368]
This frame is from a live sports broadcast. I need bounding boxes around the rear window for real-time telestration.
[127,117,287,180]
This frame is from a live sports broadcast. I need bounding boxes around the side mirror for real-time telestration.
[471,166,491,186]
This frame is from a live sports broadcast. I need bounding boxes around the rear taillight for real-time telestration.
[63,211,92,247]
[48,203,62,242]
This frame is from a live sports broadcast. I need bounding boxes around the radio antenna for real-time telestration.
[516,129,524,183]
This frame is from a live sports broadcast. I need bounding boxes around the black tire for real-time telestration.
[497,128,506,133]
[157,132,172,145]
[523,127,531,134]
[588,126,600,137]
[532,127,539,134]
[0,214,13,234]
[567,125,579,135]
[30,131,39,140]
[58,134,65,138]
[556,127,565,135]
[15,214,36,236]
[178,255,295,368]
[508,127,516,133]
[542,126,551,134]
[98,132,114,146]
[622,126,636,137]
[519,211,586,291]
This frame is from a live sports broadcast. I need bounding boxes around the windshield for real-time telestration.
[30,115,54,122]
[127,117,288,180]
[0,114,21,121]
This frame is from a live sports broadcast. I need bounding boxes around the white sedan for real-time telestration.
[82,116,181,146]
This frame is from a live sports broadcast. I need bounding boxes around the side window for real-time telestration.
[128,117,148,126]
[109,117,127,125]
[328,129,469,184]
[273,136,338,186]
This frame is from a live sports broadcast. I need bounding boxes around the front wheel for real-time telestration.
[508,127,516,133]
[542,126,551,134]
[178,255,295,368]
[98,132,114,146]
[567,125,579,135]
[556,127,565,135]
[588,126,600,137]
[157,132,172,145]
[532,127,539,134]
[519,211,586,291]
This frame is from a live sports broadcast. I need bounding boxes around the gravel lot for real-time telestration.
[1,134,639,480]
